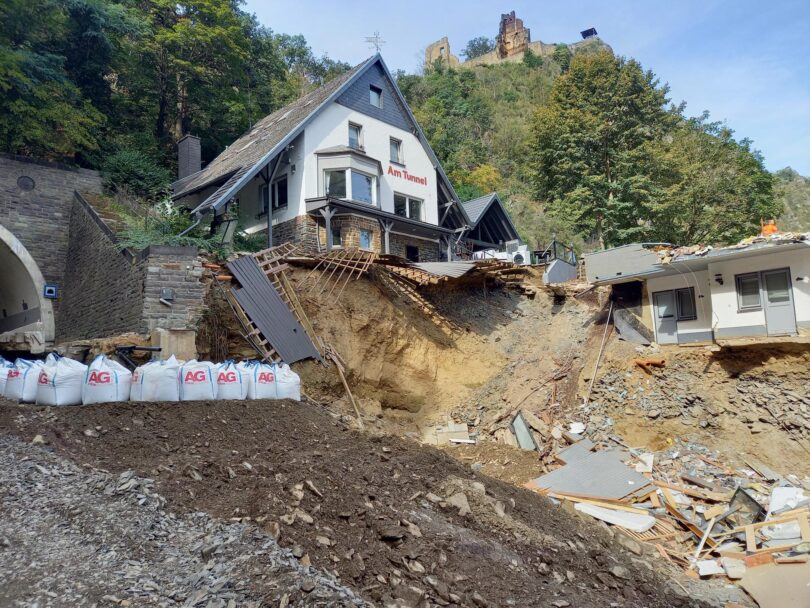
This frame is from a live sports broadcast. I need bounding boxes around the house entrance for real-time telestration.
[762,268,797,336]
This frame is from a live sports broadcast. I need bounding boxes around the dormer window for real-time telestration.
[369,85,382,108]
[348,123,362,150]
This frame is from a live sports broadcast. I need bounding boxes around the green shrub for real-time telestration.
[102,149,171,200]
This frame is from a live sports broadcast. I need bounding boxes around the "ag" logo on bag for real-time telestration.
[88,371,112,385]
[183,370,208,383]
[217,371,237,383]
[257,372,275,384]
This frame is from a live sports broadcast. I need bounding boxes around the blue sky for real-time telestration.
[246,0,810,174]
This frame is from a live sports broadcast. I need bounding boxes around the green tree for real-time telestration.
[0,0,105,160]
[522,48,542,68]
[461,36,495,60]
[646,117,779,244]
[552,44,572,72]
[530,51,674,247]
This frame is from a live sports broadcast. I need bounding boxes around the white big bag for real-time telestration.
[274,363,301,401]
[246,361,278,399]
[5,358,45,402]
[82,355,133,405]
[0,357,15,397]
[36,354,88,406]
[130,355,182,402]
[178,359,217,401]
[215,361,250,400]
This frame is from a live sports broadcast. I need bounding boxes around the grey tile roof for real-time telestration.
[461,193,498,226]
[172,58,373,199]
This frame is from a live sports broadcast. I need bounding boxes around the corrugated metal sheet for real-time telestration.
[227,257,320,364]
[413,261,477,278]
[531,449,653,500]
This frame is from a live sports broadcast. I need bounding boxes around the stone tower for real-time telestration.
[424,36,460,68]
[496,11,530,58]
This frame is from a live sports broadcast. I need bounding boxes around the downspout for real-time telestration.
[178,212,204,237]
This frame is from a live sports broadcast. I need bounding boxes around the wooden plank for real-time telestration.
[797,513,810,542]
[745,526,757,552]
[653,480,732,502]
[546,493,650,515]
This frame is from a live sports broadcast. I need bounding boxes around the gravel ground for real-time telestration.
[0,435,364,608]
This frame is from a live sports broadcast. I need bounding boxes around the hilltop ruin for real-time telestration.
[425,10,611,68]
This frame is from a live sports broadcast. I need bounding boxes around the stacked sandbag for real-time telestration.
[246,361,279,399]
[0,356,15,396]
[178,359,217,401]
[36,355,88,406]
[215,361,250,400]
[82,355,133,405]
[275,363,301,401]
[130,355,182,402]
[5,358,46,402]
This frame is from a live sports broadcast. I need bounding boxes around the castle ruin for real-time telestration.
[425,10,610,69]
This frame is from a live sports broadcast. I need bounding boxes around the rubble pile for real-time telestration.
[584,361,810,439]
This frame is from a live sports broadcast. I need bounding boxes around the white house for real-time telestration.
[171,54,518,262]
[585,236,810,344]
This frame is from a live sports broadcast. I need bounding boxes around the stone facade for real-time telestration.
[58,194,144,341]
[57,193,206,342]
[274,213,442,261]
[141,247,206,333]
[0,154,102,315]
[424,36,460,68]
[496,11,530,58]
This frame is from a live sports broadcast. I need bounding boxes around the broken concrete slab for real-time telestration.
[530,449,653,501]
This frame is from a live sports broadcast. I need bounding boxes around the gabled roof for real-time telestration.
[461,192,519,236]
[172,54,461,217]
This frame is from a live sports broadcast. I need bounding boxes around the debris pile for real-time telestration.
[586,360,810,440]
[521,431,810,607]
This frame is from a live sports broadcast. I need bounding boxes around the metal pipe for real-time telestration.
[178,214,203,237]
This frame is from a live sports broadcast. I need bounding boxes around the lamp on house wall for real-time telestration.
[714,273,724,286]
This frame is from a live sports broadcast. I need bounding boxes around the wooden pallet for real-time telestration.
[249,243,324,358]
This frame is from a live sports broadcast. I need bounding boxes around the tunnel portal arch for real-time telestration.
[0,223,55,352]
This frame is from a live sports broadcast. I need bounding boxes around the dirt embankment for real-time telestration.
[0,398,709,608]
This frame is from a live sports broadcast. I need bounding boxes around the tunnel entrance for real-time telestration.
[0,224,55,353]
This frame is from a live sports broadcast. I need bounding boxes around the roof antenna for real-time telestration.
[364,31,386,53]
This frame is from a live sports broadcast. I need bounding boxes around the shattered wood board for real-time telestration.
[739,562,810,608]
[531,450,653,501]
[556,439,595,464]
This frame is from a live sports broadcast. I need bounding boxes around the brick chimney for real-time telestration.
[177,134,201,179]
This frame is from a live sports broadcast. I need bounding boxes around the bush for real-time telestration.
[102,149,171,200]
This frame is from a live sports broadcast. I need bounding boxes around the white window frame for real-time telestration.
[735,272,762,311]
[323,168,377,206]
[271,175,288,211]
[393,192,423,221]
[348,122,363,150]
[359,229,373,251]
[369,85,382,108]
[390,138,403,164]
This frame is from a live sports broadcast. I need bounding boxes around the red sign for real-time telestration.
[257,372,275,384]
[8,370,20,379]
[88,371,112,385]
[217,371,237,384]
[38,371,49,385]
[387,165,427,186]
[183,370,208,383]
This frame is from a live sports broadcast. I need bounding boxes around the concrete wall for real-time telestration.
[708,246,810,337]
[0,154,102,315]
[646,270,713,344]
